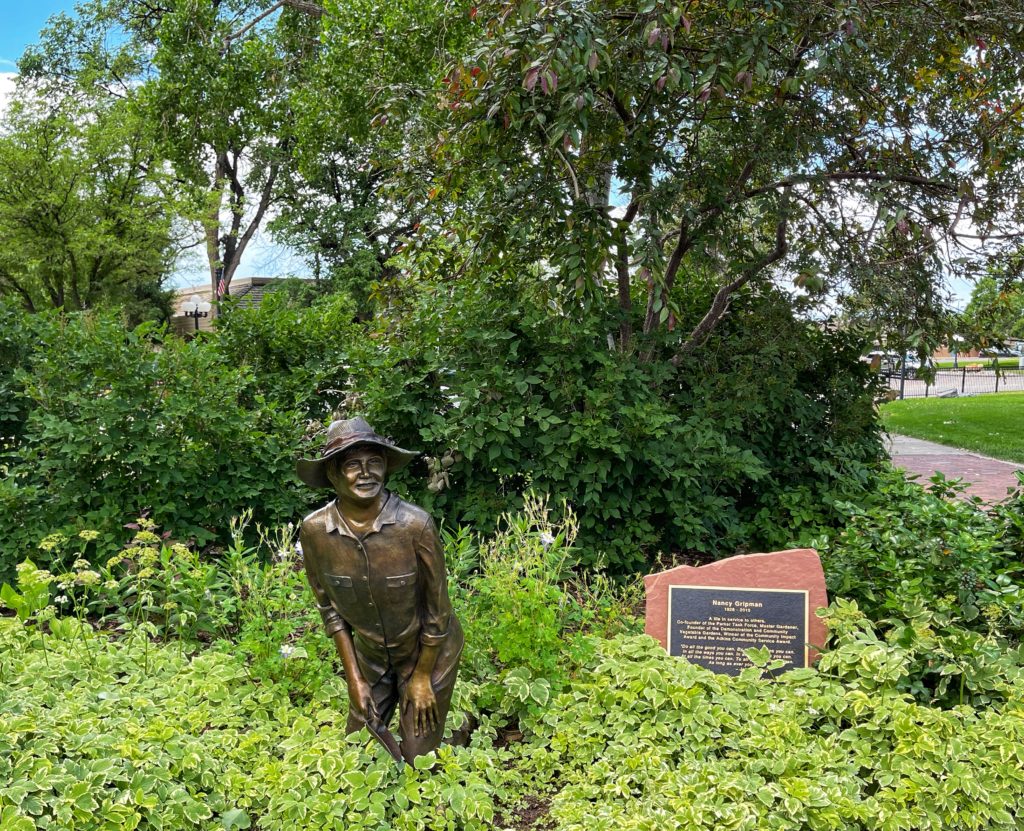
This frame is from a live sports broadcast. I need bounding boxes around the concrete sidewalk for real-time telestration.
[887,434,1024,503]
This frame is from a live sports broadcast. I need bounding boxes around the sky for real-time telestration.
[0,1,72,70]
[0,0,310,291]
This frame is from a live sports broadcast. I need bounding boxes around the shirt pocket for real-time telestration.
[324,574,355,596]
[385,572,416,589]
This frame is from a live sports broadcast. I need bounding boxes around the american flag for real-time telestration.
[216,267,226,299]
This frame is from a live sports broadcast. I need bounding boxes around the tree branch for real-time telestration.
[614,200,641,348]
[744,170,955,201]
[644,160,756,335]
[223,0,324,50]
[0,270,38,312]
[673,197,790,362]
[554,148,581,201]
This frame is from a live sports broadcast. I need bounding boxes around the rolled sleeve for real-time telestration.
[416,517,452,646]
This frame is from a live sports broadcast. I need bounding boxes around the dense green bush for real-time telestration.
[0,300,43,452]
[345,276,884,570]
[212,290,358,411]
[813,471,1024,638]
[0,274,885,576]
[0,309,308,576]
[807,472,1024,707]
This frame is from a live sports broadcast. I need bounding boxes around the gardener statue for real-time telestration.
[297,417,463,763]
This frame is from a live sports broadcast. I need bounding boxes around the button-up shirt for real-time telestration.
[300,491,462,685]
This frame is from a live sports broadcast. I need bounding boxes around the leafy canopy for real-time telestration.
[316,0,1024,353]
[0,89,177,321]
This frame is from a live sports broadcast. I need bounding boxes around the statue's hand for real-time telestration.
[348,675,377,725]
[403,673,438,738]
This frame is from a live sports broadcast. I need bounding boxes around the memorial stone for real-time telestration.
[644,549,827,676]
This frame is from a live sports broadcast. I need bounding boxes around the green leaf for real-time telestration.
[221,808,252,830]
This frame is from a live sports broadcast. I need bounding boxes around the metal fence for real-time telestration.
[884,367,1024,399]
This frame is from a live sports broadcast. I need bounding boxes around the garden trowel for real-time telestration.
[366,718,405,766]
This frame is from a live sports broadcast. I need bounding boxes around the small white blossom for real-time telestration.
[279,644,295,659]
[54,595,69,605]
[539,531,555,550]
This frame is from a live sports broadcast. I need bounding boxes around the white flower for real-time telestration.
[54,595,69,605]
[294,542,304,561]
[279,644,295,659]
[539,531,555,550]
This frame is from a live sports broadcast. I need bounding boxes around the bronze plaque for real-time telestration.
[668,585,808,676]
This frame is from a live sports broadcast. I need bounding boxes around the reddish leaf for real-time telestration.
[661,30,670,51]
[523,66,540,91]
[587,51,598,71]
[681,15,691,33]
[469,6,478,19]
[648,27,660,46]
[471,66,482,78]
[656,75,667,92]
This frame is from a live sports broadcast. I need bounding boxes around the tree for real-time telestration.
[21,0,324,301]
[268,0,474,315]
[964,270,1024,345]
[0,89,178,321]
[328,0,1024,355]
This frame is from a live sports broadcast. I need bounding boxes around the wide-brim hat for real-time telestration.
[296,417,419,489]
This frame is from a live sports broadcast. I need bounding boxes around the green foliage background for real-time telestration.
[342,277,884,570]
[0,304,307,570]
[0,275,883,577]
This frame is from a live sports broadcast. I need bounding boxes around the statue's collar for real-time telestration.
[324,491,399,539]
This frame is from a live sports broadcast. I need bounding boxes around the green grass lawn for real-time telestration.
[934,358,1023,369]
[881,392,1024,463]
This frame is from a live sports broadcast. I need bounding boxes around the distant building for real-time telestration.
[931,341,980,361]
[170,276,310,336]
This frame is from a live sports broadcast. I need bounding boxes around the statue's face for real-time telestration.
[328,446,387,504]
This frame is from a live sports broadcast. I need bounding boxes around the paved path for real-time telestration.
[887,434,1024,503]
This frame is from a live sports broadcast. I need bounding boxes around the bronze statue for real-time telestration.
[297,418,463,763]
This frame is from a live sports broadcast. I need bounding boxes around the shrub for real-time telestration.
[448,495,641,730]
[820,598,1024,709]
[342,277,884,571]
[513,633,1024,831]
[212,290,359,411]
[812,470,1024,639]
[0,310,308,576]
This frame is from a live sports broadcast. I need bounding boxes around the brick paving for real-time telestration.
[887,434,1024,503]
